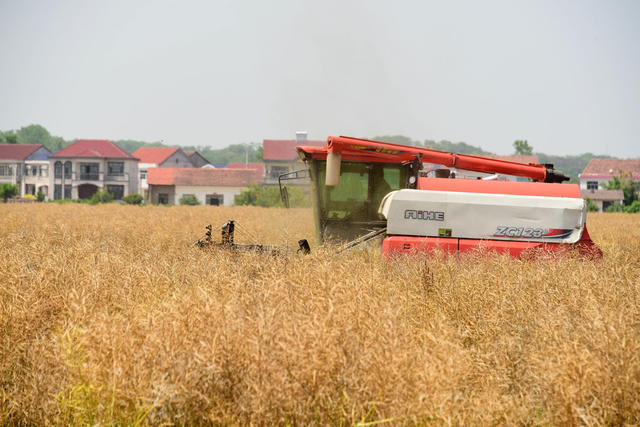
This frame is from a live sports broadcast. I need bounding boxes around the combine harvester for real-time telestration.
[201,136,601,258]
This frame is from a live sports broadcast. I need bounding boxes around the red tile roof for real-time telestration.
[133,147,180,164]
[0,144,44,160]
[579,158,640,179]
[226,162,265,182]
[52,139,136,159]
[147,168,258,187]
[263,139,325,161]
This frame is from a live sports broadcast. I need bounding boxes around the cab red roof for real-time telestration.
[0,144,44,160]
[263,139,325,161]
[147,168,258,187]
[133,147,180,164]
[52,139,136,159]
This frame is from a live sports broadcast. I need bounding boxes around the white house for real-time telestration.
[132,147,194,200]
[578,158,639,211]
[147,167,258,206]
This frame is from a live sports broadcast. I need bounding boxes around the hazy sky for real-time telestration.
[1,0,638,156]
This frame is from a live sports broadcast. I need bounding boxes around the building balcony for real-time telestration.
[53,172,132,182]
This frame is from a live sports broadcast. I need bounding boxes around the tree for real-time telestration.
[603,170,639,206]
[513,140,533,155]
[17,124,51,145]
[0,184,18,202]
[5,133,17,144]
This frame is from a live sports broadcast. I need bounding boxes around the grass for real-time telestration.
[1,204,639,424]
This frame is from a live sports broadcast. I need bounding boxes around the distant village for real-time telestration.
[0,131,638,212]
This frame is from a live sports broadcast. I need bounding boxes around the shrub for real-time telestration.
[0,183,18,202]
[585,198,599,212]
[605,202,623,213]
[23,194,37,200]
[623,200,640,213]
[36,191,45,202]
[122,193,143,205]
[179,194,200,205]
[89,190,114,205]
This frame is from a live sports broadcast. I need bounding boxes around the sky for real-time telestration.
[0,0,638,157]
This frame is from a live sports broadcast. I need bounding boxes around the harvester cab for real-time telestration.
[296,136,601,258]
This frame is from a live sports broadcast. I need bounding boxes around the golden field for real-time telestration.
[1,204,639,425]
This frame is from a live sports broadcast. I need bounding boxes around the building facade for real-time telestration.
[262,132,325,185]
[147,167,257,206]
[578,158,640,211]
[49,140,139,200]
[133,147,194,200]
[0,144,52,197]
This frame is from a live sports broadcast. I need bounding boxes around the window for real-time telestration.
[106,185,124,200]
[40,165,48,177]
[64,161,72,179]
[158,193,169,204]
[587,181,598,190]
[54,184,62,200]
[269,166,289,180]
[64,185,72,199]
[54,161,62,178]
[140,170,147,180]
[318,162,406,221]
[0,165,13,176]
[107,162,124,176]
[80,163,99,180]
[206,194,224,206]
[25,184,35,195]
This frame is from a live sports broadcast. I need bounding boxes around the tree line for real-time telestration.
[0,124,262,164]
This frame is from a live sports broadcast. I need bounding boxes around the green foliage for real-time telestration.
[0,183,18,202]
[1,132,17,144]
[179,194,200,205]
[623,200,640,213]
[234,185,311,208]
[585,198,599,212]
[605,202,623,213]
[122,193,143,205]
[513,140,533,155]
[89,190,114,205]
[603,170,639,206]
[37,190,45,202]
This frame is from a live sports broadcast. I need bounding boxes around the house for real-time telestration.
[578,158,640,211]
[580,189,624,212]
[50,139,139,200]
[183,150,211,168]
[147,168,258,206]
[0,144,52,197]
[263,132,325,185]
[226,162,265,183]
[132,147,194,200]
